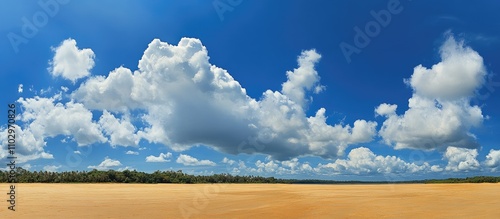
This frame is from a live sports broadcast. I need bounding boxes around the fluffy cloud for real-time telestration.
[176,154,216,166]
[316,147,435,175]
[221,157,236,165]
[18,84,23,93]
[99,110,140,147]
[88,156,122,170]
[255,159,280,173]
[483,149,500,171]
[125,150,139,155]
[145,152,172,162]
[375,103,397,116]
[281,50,323,107]
[18,96,107,146]
[48,38,95,83]
[0,124,53,163]
[406,36,486,100]
[223,157,313,175]
[72,67,141,112]
[444,146,480,172]
[70,38,376,160]
[377,36,486,150]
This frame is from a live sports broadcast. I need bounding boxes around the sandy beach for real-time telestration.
[2,183,499,218]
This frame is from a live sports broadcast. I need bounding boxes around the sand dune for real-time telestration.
[2,183,499,218]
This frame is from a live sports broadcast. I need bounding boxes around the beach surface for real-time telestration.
[2,183,499,218]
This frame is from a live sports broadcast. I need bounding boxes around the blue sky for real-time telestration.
[1,0,500,180]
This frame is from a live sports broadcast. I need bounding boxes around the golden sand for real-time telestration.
[2,183,499,218]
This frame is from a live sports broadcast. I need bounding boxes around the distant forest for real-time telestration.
[1,168,499,184]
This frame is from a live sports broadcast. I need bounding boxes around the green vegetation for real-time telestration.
[1,168,499,184]
[423,176,500,184]
[0,168,284,184]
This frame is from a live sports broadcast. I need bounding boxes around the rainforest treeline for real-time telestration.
[0,168,499,184]
[0,168,285,183]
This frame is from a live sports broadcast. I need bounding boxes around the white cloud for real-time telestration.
[0,124,54,163]
[88,156,122,170]
[255,160,279,173]
[43,165,62,172]
[406,36,486,100]
[72,67,141,112]
[444,146,480,172]
[430,165,444,172]
[316,147,432,175]
[222,157,235,165]
[99,110,140,147]
[18,96,107,146]
[74,151,81,154]
[145,152,172,162]
[222,157,316,175]
[281,50,323,107]
[484,149,500,171]
[48,38,95,83]
[118,166,135,171]
[375,103,397,116]
[18,84,23,93]
[70,38,376,160]
[125,150,139,155]
[377,35,486,150]
[176,154,216,166]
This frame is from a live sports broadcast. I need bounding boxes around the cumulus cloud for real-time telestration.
[43,165,62,172]
[483,149,500,171]
[255,159,280,173]
[88,156,122,170]
[125,150,139,155]
[221,157,236,165]
[70,38,376,160]
[0,124,53,163]
[277,158,314,174]
[99,110,140,147]
[375,103,397,116]
[18,84,23,93]
[316,147,434,175]
[377,35,486,150]
[406,36,486,100]
[18,96,107,146]
[281,50,323,107]
[145,152,172,162]
[223,157,312,175]
[176,154,216,166]
[444,146,480,172]
[48,38,95,83]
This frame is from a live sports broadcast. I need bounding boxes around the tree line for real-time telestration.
[1,168,499,184]
[423,176,500,184]
[0,168,285,184]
